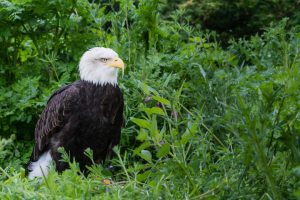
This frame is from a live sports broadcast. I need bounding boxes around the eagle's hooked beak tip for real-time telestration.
[108,57,125,69]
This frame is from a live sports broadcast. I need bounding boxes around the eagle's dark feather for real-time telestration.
[29,80,123,172]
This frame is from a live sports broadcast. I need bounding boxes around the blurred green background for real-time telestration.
[0,0,300,199]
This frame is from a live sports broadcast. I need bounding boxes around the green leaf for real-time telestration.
[131,118,150,129]
[140,150,153,163]
[137,129,148,141]
[149,115,161,142]
[142,107,165,116]
[156,143,170,158]
[141,82,150,95]
[137,170,151,182]
[152,95,171,106]
[133,142,151,156]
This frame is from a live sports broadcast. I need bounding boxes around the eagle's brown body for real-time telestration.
[28,80,123,173]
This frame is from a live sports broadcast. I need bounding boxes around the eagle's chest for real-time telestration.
[75,86,119,126]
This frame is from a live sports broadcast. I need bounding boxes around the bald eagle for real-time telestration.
[28,47,125,179]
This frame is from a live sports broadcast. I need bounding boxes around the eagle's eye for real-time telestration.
[99,58,109,63]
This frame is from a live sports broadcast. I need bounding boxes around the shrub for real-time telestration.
[0,0,299,199]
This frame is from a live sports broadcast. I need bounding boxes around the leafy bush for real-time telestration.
[163,0,300,43]
[0,0,300,199]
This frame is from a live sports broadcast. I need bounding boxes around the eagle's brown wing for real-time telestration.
[30,83,79,161]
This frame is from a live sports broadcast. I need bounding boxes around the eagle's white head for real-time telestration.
[79,47,125,86]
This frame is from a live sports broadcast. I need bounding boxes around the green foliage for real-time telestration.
[163,0,300,43]
[0,135,31,169]
[0,0,300,199]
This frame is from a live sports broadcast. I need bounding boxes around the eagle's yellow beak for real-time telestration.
[107,57,125,69]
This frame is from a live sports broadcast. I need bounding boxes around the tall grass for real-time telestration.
[0,0,299,199]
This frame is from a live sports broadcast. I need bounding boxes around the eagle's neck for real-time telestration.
[80,77,118,86]
[79,66,118,86]
[80,79,118,88]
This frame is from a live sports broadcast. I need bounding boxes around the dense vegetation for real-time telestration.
[164,0,300,43]
[0,0,300,199]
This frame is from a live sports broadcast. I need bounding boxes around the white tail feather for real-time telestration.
[28,150,52,179]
